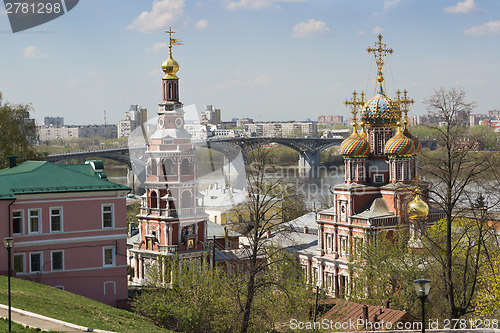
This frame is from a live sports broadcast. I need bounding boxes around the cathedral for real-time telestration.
[128,30,209,285]
[304,35,444,296]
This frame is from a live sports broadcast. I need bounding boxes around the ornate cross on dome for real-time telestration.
[396,89,414,124]
[344,90,366,123]
[367,34,393,81]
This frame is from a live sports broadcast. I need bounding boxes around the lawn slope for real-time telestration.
[0,276,171,332]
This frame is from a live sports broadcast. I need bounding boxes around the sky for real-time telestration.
[1,0,500,125]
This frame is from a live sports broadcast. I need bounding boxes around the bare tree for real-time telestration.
[420,87,495,318]
[236,146,311,333]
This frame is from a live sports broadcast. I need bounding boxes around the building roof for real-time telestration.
[269,229,318,256]
[0,161,129,199]
[202,186,248,210]
[351,197,395,219]
[282,212,318,234]
[322,298,416,328]
[206,220,240,238]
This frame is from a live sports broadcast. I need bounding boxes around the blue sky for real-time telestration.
[0,0,499,125]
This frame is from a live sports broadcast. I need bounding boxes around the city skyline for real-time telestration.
[1,0,499,125]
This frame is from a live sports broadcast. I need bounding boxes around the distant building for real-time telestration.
[489,109,500,119]
[43,117,64,127]
[244,121,318,138]
[118,105,148,138]
[38,125,117,141]
[318,115,344,124]
[201,105,221,125]
[0,158,129,306]
[236,117,253,128]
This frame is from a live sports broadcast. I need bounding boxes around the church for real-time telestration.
[300,35,444,297]
[128,30,209,285]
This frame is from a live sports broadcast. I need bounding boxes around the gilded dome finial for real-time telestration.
[407,188,429,220]
[162,27,184,79]
[367,34,393,92]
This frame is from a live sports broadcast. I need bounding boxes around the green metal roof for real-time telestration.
[0,161,130,199]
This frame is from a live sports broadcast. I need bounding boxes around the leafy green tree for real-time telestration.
[422,216,500,319]
[0,92,44,168]
[349,229,423,316]
[467,125,498,151]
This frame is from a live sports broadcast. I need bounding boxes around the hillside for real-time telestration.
[0,276,171,332]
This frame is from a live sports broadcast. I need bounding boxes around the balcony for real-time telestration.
[158,244,179,254]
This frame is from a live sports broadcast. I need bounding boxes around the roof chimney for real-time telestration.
[385,299,391,308]
[8,155,17,168]
[362,304,369,322]
[304,226,309,234]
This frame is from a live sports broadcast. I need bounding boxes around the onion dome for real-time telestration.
[407,190,429,220]
[340,123,370,158]
[162,48,179,79]
[384,122,415,157]
[403,122,422,154]
[361,77,399,128]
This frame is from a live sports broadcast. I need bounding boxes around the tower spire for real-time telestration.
[367,34,393,91]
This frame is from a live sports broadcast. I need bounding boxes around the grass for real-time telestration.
[0,276,172,332]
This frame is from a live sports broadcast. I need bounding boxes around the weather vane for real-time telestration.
[165,27,184,53]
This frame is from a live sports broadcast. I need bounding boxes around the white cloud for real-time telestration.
[371,26,385,35]
[151,42,168,52]
[195,19,208,29]
[443,0,483,14]
[356,30,366,36]
[227,0,306,10]
[384,0,402,10]
[127,0,187,33]
[23,46,49,59]
[292,19,330,38]
[464,20,500,35]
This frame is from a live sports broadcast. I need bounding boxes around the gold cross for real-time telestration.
[367,34,393,80]
[395,89,414,123]
[344,90,366,123]
[165,27,175,39]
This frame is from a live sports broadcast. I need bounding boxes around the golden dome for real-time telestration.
[407,190,429,220]
[162,48,179,79]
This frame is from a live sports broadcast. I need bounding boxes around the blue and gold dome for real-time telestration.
[384,123,415,157]
[340,124,370,158]
[361,77,400,128]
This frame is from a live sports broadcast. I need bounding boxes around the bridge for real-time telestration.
[46,137,344,169]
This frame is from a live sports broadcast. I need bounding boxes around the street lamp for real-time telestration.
[4,237,14,333]
[413,279,431,333]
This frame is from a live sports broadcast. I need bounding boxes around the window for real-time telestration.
[374,174,384,184]
[30,252,42,272]
[102,204,114,228]
[13,210,23,235]
[51,251,64,271]
[180,159,190,175]
[339,201,347,221]
[14,254,25,274]
[103,246,115,267]
[28,209,41,234]
[50,207,63,232]
[339,236,348,256]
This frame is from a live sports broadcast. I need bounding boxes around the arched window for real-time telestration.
[173,82,178,100]
[161,159,173,175]
[180,159,190,175]
[163,82,166,100]
[181,191,192,209]
[168,82,172,100]
[150,191,158,209]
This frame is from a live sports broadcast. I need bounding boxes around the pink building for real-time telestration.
[0,158,130,306]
